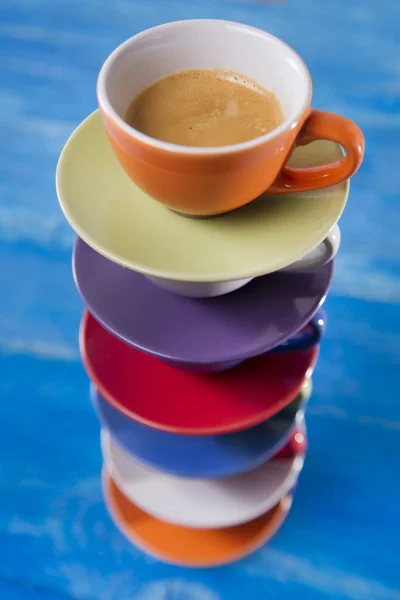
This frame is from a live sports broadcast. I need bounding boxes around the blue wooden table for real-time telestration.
[1,1,399,598]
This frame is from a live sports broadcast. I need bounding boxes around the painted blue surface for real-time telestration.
[0,0,399,598]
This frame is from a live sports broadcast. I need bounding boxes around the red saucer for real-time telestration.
[80,311,318,435]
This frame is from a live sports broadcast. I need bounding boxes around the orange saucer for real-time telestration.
[103,469,292,568]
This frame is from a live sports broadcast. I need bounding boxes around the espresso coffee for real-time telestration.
[124,69,284,147]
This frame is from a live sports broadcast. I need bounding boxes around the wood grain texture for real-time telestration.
[1,0,399,598]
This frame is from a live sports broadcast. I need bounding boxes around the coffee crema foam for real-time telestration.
[124,69,284,147]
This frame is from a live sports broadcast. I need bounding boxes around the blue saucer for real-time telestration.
[91,382,310,479]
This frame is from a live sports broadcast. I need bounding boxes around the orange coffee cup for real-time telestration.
[97,19,365,217]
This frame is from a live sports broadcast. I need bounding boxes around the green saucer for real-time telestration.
[56,111,349,283]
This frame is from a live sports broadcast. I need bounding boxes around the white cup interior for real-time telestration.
[98,20,311,150]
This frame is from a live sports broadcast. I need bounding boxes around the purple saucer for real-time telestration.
[73,238,333,371]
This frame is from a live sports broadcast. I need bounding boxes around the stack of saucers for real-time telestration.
[56,20,363,568]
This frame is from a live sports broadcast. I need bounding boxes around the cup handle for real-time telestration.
[274,428,308,458]
[282,224,340,271]
[269,109,365,193]
[269,310,326,354]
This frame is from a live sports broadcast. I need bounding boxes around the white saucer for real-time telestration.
[101,428,305,529]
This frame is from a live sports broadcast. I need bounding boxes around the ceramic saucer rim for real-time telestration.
[101,427,304,528]
[92,381,310,478]
[102,468,293,568]
[80,322,318,435]
[57,111,349,283]
[75,244,332,366]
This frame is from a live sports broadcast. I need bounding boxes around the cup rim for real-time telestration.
[97,19,312,156]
